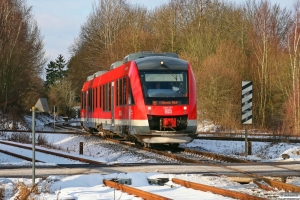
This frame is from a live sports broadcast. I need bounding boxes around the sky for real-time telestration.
[1,114,300,199]
[26,0,171,63]
[26,0,295,65]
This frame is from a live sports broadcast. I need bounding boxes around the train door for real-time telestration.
[87,88,93,124]
[111,81,115,126]
[128,78,133,134]
[86,90,89,124]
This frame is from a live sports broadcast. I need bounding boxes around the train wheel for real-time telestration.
[126,135,135,143]
[143,143,150,148]
[134,140,143,147]
[99,132,104,138]
[169,143,179,147]
[102,130,109,139]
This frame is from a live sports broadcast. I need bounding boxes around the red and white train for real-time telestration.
[81,51,197,146]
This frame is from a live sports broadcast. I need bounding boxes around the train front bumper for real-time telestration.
[134,132,196,144]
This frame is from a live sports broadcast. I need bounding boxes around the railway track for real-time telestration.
[0,129,90,135]
[104,138,300,194]
[2,129,300,196]
[1,136,300,199]
[195,136,300,143]
[103,178,268,200]
[4,128,300,143]
[0,140,104,165]
[106,138,250,164]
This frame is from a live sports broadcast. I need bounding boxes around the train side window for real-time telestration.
[88,89,92,112]
[106,83,109,111]
[83,91,86,109]
[116,79,119,106]
[101,85,104,110]
[109,82,111,111]
[94,88,96,110]
[95,87,98,108]
[99,86,101,108]
[103,85,106,111]
[98,86,100,108]
[81,92,83,109]
[88,90,90,111]
[123,77,127,105]
[120,78,123,106]
[92,88,94,112]
[128,79,135,105]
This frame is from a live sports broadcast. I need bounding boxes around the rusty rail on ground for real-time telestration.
[0,149,44,163]
[103,179,171,200]
[106,138,206,164]
[106,138,300,193]
[253,179,274,191]
[107,138,250,164]
[0,129,89,134]
[195,136,300,143]
[261,178,300,192]
[0,140,104,165]
[172,178,267,200]
[183,148,251,163]
[222,162,300,193]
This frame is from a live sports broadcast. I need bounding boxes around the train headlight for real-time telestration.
[148,106,152,114]
[184,106,187,110]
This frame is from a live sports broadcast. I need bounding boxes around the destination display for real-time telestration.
[152,100,181,105]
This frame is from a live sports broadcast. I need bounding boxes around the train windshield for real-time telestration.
[139,70,188,105]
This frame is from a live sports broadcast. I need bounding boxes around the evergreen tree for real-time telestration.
[45,54,67,88]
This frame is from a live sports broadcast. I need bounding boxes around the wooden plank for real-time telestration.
[172,178,267,200]
[103,179,172,200]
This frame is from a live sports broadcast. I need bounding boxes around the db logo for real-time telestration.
[164,108,172,114]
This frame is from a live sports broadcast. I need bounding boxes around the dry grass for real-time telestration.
[0,186,4,200]
[37,134,48,146]
[10,132,31,143]
[14,182,39,200]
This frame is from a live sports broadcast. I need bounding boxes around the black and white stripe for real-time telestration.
[242,81,252,124]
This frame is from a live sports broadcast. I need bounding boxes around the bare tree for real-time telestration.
[285,0,300,135]
[197,41,248,130]
[48,78,77,116]
[245,0,290,127]
[0,0,46,113]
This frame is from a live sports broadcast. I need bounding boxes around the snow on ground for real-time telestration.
[0,114,300,199]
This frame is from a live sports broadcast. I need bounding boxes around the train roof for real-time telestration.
[86,70,108,81]
[124,51,179,63]
[135,56,188,70]
[110,60,124,70]
[85,51,180,81]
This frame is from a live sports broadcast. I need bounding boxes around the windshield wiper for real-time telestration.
[160,61,177,81]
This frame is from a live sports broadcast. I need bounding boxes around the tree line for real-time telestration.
[68,0,300,135]
[0,0,46,116]
[1,0,300,135]
[0,0,76,118]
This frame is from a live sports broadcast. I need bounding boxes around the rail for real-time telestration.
[0,149,44,163]
[103,179,171,200]
[105,138,300,193]
[172,178,267,200]
[0,140,104,165]
[195,136,300,143]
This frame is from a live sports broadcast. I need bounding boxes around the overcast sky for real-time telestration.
[26,0,294,64]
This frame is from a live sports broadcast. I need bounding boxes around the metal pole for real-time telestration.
[32,106,36,185]
[245,125,248,157]
[53,106,55,132]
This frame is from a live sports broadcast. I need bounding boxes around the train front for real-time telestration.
[132,55,197,145]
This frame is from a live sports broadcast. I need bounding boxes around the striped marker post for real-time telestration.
[242,81,252,125]
[242,81,252,156]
